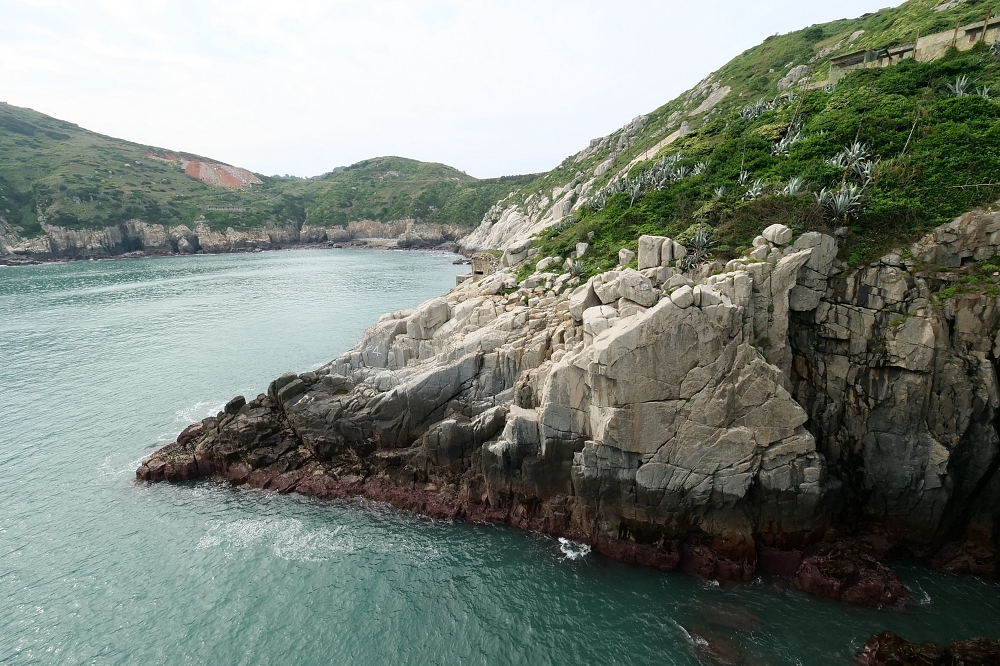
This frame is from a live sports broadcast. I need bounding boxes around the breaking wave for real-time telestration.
[558,537,591,561]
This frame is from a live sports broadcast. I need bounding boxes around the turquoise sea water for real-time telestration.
[1,248,998,665]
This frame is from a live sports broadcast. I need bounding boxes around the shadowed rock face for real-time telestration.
[139,209,1000,602]
[789,209,1000,578]
[857,631,1000,665]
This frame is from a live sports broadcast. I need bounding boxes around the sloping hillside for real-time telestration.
[6,0,1000,264]
[465,0,1000,273]
[0,103,527,243]
[279,157,534,230]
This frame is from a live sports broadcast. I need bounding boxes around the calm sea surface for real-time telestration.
[1,249,998,665]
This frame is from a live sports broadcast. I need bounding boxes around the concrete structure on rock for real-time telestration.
[829,14,1000,83]
[457,252,501,286]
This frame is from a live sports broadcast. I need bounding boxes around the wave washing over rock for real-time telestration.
[138,206,1000,609]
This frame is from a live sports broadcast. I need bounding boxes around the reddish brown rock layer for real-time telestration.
[135,392,907,605]
[857,631,1000,665]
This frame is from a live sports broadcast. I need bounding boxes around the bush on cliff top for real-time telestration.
[531,44,1000,274]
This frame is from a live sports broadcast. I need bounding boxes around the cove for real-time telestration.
[2,249,998,665]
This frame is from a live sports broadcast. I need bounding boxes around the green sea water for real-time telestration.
[1,249,998,665]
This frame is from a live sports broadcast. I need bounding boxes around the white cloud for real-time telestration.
[1,0,891,177]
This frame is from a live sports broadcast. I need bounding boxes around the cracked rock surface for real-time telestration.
[139,207,1000,600]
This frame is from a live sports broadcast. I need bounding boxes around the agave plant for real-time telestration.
[851,158,878,186]
[783,176,807,197]
[552,216,573,233]
[740,97,781,123]
[946,74,973,98]
[743,179,766,201]
[679,226,716,272]
[628,180,643,206]
[825,153,848,168]
[978,86,992,100]
[737,170,751,187]
[818,184,864,222]
[993,41,1000,58]
[674,165,691,180]
[826,142,874,184]
[843,141,871,164]
[663,153,684,167]
[691,161,709,177]
[773,119,806,156]
[588,175,632,212]
[713,186,727,199]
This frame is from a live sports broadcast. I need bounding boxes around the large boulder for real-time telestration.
[618,269,658,307]
[638,235,665,270]
[762,224,793,246]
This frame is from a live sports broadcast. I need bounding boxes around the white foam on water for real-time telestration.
[668,618,697,645]
[196,518,356,562]
[558,537,591,561]
[908,581,933,606]
[194,515,444,564]
[98,453,151,480]
[154,430,178,444]
[175,400,228,425]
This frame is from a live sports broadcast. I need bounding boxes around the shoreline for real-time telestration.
[0,238,472,268]
[135,399,912,609]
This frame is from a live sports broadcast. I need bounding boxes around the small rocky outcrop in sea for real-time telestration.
[793,540,905,607]
[857,631,1000,665]
[139,207,1000,602]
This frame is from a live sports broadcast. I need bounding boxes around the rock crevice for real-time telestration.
[139,209,1000,601]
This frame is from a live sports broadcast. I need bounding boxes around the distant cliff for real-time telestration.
[0,102,528,256]
[0,217,471,262]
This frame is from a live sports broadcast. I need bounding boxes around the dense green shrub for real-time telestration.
[533,44,1000,270]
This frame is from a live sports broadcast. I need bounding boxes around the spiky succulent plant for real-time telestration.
[816,184,864,222]
[679,226,716,272]
[946,74,973,97]
[783,176,807,196]
[743,178,765,201]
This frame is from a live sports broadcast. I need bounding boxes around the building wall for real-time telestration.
[829,18,998,83]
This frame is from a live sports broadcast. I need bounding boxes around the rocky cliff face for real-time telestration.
[0,219,301,259]
[789,209,1000,577]
[857,631,1000,665]
[459,83,730,253]
[138,207,1000,599]
[0,218,466,260]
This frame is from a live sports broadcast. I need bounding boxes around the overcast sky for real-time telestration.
[3,1,893,178]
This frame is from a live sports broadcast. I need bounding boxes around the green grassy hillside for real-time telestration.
[278,157,533,229]
[6,0,1000,261]
[0,103,529,239]
[508,0,1000,273]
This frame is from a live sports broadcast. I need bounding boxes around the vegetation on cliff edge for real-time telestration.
[510,0,1000,275]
